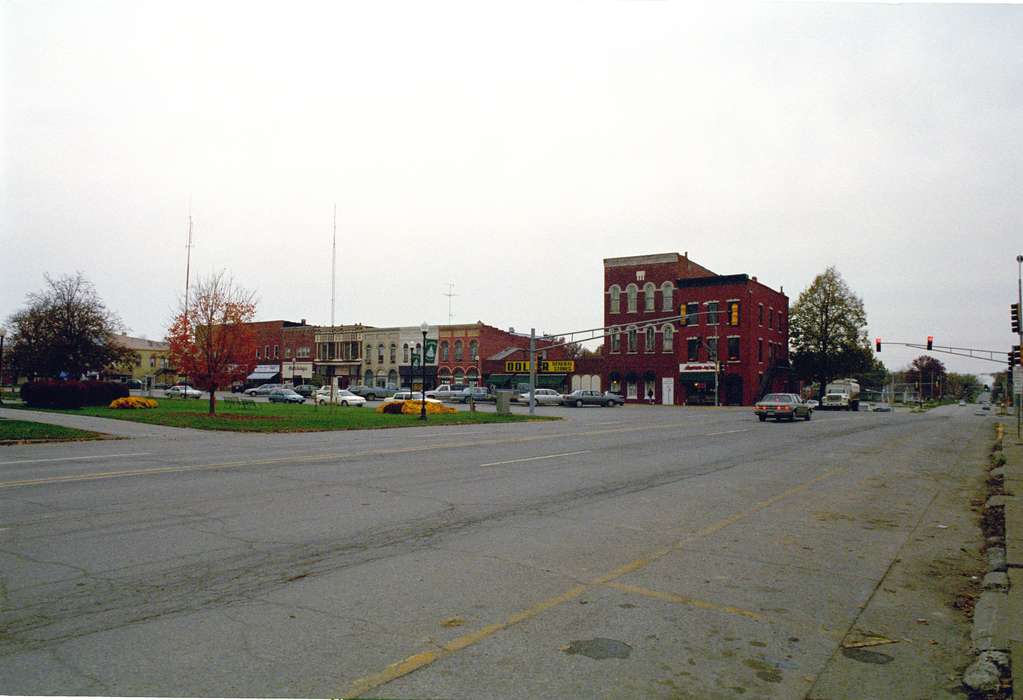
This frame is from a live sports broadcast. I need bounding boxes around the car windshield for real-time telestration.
[762,394,794,403]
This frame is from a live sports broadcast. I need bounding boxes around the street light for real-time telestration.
[0,325,6,405]
[419,321,429,421]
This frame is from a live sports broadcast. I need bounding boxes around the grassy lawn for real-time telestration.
[0,418,106,443]
[12,399,553,433]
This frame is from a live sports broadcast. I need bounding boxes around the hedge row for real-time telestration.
[20,380,130,408]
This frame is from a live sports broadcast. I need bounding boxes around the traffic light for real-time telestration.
[729,302,739,326]
[1012,304,1020,334]
[875,338,881,352]
[679,304,686,326]
[927,335,933,351]
[1010,345,1021,368]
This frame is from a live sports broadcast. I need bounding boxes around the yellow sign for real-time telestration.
[504,360,576,373]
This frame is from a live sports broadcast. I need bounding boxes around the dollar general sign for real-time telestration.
[505,360,575,373]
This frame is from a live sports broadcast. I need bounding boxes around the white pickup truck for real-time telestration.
[424,384,468,401]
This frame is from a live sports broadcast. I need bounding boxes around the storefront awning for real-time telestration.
[247,369,280,381]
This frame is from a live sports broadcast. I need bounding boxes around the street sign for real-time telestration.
[1014,366,1022,395]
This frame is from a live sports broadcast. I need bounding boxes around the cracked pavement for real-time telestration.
[0,403,991,697]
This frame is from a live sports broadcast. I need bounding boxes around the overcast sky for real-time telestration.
[3,1,1021,379]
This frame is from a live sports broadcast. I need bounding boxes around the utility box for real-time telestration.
[496,390,513,415]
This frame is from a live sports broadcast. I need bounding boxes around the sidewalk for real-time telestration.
[0,406,202,440]
[1000,427,1023,692]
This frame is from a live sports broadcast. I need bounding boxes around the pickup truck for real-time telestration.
[425,384,468,401]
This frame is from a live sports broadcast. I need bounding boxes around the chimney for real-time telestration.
[509,327,515,334]
[752,276,757,282]
[300,319,306,325]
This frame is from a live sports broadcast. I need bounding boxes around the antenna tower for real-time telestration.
[330,204,337,328]
[443,283,458,325]
[184,209,194,316]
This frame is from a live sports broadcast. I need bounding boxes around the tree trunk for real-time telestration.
[208,384,217,415]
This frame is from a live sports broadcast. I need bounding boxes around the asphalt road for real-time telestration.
[0,403,992,698]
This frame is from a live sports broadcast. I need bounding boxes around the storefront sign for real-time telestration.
[424,339,437,364]
[679,363,718,373]
[505,360,576,373]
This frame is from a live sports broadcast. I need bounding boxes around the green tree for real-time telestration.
[944,372,980,401]
[789,267,870,399]
[6,272,131,380]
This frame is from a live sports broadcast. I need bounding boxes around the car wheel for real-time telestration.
[366,394,375,401]
[758,415,767,422]
[605,400,615,407]
[575,399,583,408]
[341,400,348,407]
[805,411,811,421]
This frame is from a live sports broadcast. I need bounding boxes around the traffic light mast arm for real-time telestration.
[877,341,1008,365]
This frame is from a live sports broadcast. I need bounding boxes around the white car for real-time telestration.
[384,391,442,405]
[517,388,563,406]
[165,384,202,399]
[315,388,366,407]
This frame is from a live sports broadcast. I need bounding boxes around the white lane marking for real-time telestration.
[480,450,591,467]
[0,452,151,466]
[704,429,751,436]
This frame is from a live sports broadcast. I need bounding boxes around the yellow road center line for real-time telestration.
[603,582,763,621]
[343,466,844,697]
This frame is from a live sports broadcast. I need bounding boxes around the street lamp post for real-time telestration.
[1016,254,1022,439]
[420,322,429,421]
[0,325,6,405]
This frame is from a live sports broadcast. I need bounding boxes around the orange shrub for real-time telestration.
[374,400,456,415]
[109,396,159,409]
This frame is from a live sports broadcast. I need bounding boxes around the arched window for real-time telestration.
[645,325,655,352]
[375,370,386,387]
[403,343,409,363]
[363,370,373,384]
[644,283,656,312]
[627,326,638,353]
[440,341,449,362]
[662,324,674,352]
[469,340,478,361]
[466,368,479,386]
[387,369,398,387]
[626,284,638,313]
[454,340,463,361]
[438,368,452,384]
[454,368,465,384]
[609,285,621,314]
[390,343,396,363]
[610,327,621,353]
[661,282,674,312]
[377,344,384,363]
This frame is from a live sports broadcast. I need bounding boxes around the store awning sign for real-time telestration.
[504,360,575,373]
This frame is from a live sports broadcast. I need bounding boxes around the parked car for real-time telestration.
[426,384,468,401]
[518,388,563,406]
[165,384,202,399]
[316,389,366,407]
[122,379,143,390]
[804,399,819,409]
[560,390,624,407]
[268,388,306,404]
[384,391,442,405]
[291,384,320,398]
[459,387,494,403]
[754,393,812,422]
[347,385,396,400]
[246,383,284,397]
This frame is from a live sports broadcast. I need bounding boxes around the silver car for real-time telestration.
[517,388,563,406]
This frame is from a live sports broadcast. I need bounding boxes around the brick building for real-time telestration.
[603,252,793,405]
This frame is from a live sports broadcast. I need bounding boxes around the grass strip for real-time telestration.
[0,418,107,443]
[10,401,553,433]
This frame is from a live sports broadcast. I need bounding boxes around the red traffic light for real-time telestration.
[927,335,933,351]
[875,338,881,352]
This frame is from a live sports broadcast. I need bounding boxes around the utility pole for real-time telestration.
[184,210,193,315]
[1017,254,1022,439]
[528,328,537,416]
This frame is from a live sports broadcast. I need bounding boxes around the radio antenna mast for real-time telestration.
[330,204,337,328]
[443,283,458,325]
[184,204,194,316]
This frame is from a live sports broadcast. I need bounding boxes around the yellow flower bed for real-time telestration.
[109,396,159,409]
[375,400,456,415]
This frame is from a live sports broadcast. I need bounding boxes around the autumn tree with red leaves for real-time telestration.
[167,271,257,415]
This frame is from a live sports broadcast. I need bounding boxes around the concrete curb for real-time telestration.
[965,424,1022,695]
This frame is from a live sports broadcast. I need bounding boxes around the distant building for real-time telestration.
[603,252,793,405]
[108,333,179,385]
